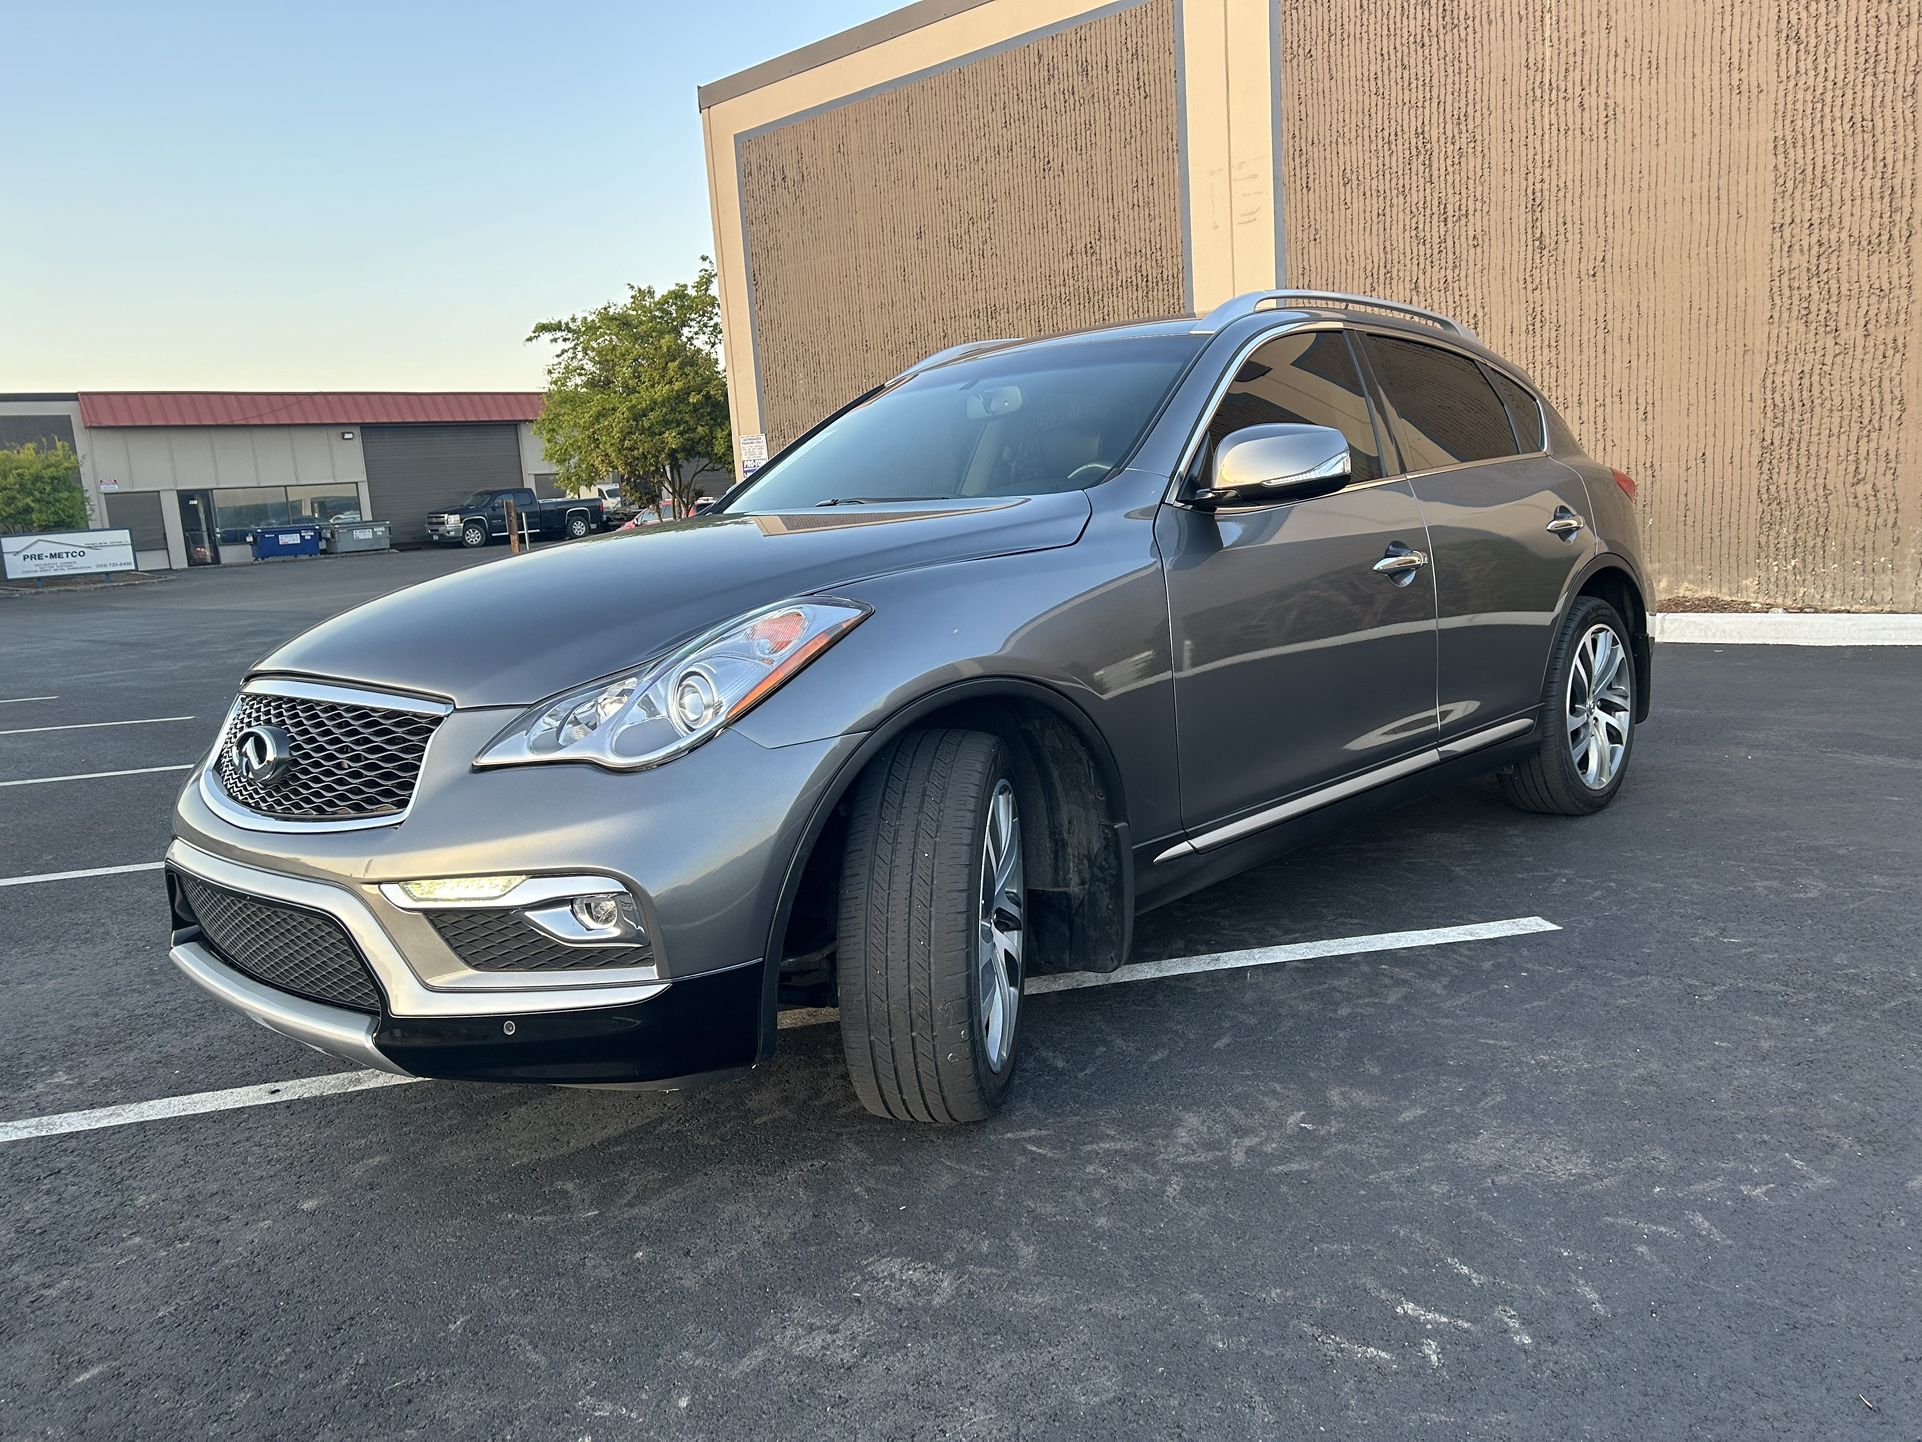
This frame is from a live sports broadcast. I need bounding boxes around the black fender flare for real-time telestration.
[752,675,1133,1060]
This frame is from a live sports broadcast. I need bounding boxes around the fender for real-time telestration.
[1546,549,1654,722]
[752,674,1134,1062]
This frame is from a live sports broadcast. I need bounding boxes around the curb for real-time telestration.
[1654,613,1922,646]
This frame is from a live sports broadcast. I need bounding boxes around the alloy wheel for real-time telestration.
[976,779,1024,1073]
[1566,623,1633,789]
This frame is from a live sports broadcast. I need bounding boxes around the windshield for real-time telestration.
[458,491,499,509]
[723,333,1203,513]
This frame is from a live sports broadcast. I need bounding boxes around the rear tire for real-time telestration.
[566,514,590,539]
[1499,596,1636,815]
[837,729,1025,1124]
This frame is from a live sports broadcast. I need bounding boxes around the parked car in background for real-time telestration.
[424,488,603,547]
[168,290,1650,1125]
[595,483,639,527]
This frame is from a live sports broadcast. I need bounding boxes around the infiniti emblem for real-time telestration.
[232,723,295,787]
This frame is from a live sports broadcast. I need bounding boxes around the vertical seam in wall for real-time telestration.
[1174,0,1194,314]
[1218,0,1234,287]
[1270,0,1285,285]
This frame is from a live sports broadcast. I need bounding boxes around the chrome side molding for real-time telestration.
[1155,717,1536,862]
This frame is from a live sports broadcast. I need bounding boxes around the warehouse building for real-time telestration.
[699,0,1922,611]
[0,392,554,569]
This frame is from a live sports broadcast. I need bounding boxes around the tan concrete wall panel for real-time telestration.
[1278,0,1922,610]
[738,0,1184,450]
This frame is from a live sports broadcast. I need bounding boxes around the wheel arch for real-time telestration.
[1556,553,1652,722]
[756,676,1135,1056]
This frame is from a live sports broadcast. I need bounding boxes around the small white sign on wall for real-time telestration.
[739,433,769,475]
[2,529,137,580]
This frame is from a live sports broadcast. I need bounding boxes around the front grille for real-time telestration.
[216,689,442,821]
[175,871,384,1012]
[428,909,652,972]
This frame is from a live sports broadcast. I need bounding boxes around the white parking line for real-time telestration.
[0,862,165,888]
[0,1072,421,1144]
[0,916,1558,1144]
[1029,916,1561,992]
[0,715,196,737]
[0,695,58,705]
[0,764,195,788]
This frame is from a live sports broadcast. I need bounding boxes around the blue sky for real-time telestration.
[0,0,891,392]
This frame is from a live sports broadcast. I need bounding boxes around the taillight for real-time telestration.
[1610,468,1637,501]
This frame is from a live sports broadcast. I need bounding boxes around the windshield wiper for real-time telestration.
[815,495,949,507]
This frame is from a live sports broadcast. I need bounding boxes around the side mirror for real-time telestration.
[1192,423,1352,509]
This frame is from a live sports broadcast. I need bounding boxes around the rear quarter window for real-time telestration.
[1486,369,1547,453]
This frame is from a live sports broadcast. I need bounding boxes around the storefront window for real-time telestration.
[289,483,360,521]
[211,484,359,539]
[213,486,295,542]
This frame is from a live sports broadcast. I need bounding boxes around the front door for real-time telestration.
[1359,333,1596,743]
[176,491,218,566]
[1158,328,1439,835]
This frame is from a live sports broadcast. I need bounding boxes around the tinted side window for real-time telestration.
[1363,335,1517,470]
[1204,330,1383,484]
[1486,368,1545,452]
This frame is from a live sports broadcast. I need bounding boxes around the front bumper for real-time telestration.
[425,519,464,543]
[170,715,862,1085]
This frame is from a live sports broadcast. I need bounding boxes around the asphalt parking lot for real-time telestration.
[1,550,1917,1440]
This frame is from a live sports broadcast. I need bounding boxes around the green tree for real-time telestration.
[528,260,732,517]
[0,442,89,534]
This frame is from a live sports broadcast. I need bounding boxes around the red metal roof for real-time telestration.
[76,392,544,428]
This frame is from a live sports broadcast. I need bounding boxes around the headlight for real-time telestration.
[475,598,869,771]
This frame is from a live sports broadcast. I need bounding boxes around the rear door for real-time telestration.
[1157,327,1439,836]
[1358,333,1596,744]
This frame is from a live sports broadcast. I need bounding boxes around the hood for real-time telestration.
[257,493,1092,707]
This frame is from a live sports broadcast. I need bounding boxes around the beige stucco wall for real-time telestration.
[1278,0,1922,611]
[728,0,1185,451]
[705,0,1920,609]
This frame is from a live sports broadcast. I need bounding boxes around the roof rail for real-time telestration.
[888,337,1020,385]
[1192,290,1476,341]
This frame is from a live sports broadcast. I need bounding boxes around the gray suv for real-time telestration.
[167,290,1652,1124]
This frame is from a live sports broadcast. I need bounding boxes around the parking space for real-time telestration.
[2,557,1918,1438]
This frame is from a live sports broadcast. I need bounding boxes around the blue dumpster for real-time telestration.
[251,523,322,560]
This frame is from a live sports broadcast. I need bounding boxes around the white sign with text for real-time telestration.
[2,529,137,579]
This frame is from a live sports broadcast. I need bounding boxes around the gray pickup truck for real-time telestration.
[425,488,604,547]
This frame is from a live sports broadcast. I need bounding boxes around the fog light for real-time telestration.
[571,894,624,931]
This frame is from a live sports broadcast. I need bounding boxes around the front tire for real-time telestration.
[1499,596,1636,815]
[460,521,488,548]
[837,729,1025,1124]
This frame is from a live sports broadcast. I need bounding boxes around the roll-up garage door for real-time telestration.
[361,424,523,546]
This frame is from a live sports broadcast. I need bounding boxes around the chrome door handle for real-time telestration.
[1373,544,1428,585]
[1546,507,1586,539]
